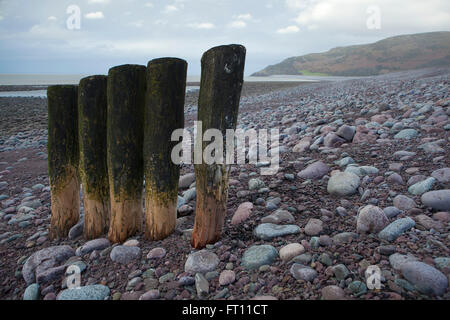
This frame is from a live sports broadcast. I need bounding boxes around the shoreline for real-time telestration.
[0,81,311,92]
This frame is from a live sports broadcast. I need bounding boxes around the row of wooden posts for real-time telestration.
[47,44,246,249]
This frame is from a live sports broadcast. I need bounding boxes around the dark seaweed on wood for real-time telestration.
[47,85,80,239]
[78,75,110,239]
[144,58,187,240]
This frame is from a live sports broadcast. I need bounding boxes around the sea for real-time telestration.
[0,73,325,98]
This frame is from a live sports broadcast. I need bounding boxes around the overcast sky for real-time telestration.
[0,0,449,75]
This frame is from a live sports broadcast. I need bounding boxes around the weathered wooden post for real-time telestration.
[107,65,146,243]
[191,44,246,249]
[48,85,80,240]
[144,58,187,240]
[78,75,110,239]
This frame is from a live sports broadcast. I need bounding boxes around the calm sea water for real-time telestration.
[0,87,200,98]
[0,73,326,97]
[0,74,322,86]
[0,90,48,98]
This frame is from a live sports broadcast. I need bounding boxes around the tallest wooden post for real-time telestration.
[191,44,246,249]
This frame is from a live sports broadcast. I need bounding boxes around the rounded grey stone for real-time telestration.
[290,264,318,282]
[76,238,110,256]
[22,245,75,285]
[253,223,300,240]
[408,177,436,196]
[327,172,360,197]
[378,217,415,242]
[184,250,219,274]
[241,245,278,270]
[23,283,40,300]
[58,284,110,300]
[401,261,448,296]
[110,245,141,264]
[421,190,450,211]
[394,129,418,139]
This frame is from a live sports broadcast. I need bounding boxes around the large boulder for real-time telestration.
[22,245,75,285]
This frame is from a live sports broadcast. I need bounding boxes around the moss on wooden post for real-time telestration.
[144,58,187,240]
[78,75,110,239]
[47,85,80,240]
[107,64,146,243]
[191,44,246,249]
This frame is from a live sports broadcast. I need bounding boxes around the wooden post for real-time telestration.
[144,58,187,240]
[191,44,246,249]
[78,75,110,239]
[107,64,146,243]
[47,85,80,240]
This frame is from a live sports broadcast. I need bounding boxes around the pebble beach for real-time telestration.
[0,68,449,301]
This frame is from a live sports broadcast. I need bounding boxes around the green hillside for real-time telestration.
[252,31,450,76]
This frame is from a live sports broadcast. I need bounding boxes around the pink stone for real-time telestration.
[139,290,160,300]
[433,212,450,223]
[357,205,389,234]
[324,132,345,148]
[292,137,312,153]
[352,132,377,144]
[219,270,236,286]
[304,218,323,236]
[279,243,305,261]
[231,202,253,225]
[147,247,166,259]
[322,285,346,300]
[251,295,277,300]
[43,292,56,300]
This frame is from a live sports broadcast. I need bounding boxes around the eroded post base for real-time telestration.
[49,167,80,240]
[145,195,176,241]
[83,197,110,239]
[108,197,142,243]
